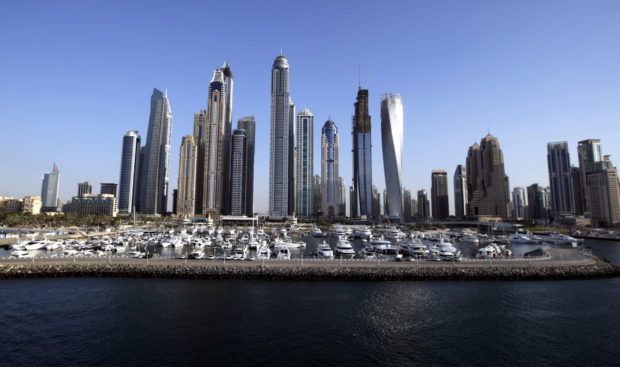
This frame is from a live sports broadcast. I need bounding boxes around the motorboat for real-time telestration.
[311,227,324,237]
[276,247,291,260]
[384,226,405,242]
[400,238,429,257]
[509,233,538,244]
[316,241,334,258]
[356,247,377,260]
[542,233,580,247]
[188,251,204,260]
[335,235,355,257]
[232,246,248,260]
[257,241,271,260]
[357,228,372,239]
[11,250,31,258]
[24,240,48,251]
[460,233,479,244]
[370,236,398,255]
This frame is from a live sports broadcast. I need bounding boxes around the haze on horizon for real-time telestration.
[2,0,619,215]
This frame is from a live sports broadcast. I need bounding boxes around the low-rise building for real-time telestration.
[0,197,23,214]
[22,196,42,215]
[70,194,118,217]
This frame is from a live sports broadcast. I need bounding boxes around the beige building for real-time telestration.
[0,197,23,214]
[22,196,42,215]
[587,161,620,227]
[177,135,198,218]
[70,194,117,217]
[466,134,510,219]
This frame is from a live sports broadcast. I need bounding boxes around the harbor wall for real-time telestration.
[0,258,617,281]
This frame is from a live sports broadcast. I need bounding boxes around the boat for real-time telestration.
[276,247,291,260]
[257,241,271,260]
[356,247,377,260]
[542,233,580,247]
[357,228,372,239]
[232,246,248,260]
[335,235,355,257]
[509,233,538,244]
[311,227,324,237]
[384,226,405,242]
[11,250,31,258]
[24,240,48,251]
[370,236,398,255]
[188,251,204,260]
[460,233,479,244]
[400,238,429,257]
[316,241,334,258]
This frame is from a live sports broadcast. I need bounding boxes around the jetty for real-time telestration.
[0,248,617,281]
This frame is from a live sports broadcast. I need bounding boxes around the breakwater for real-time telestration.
[0,257,617,281]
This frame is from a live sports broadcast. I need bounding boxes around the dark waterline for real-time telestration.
[0,278,618,366]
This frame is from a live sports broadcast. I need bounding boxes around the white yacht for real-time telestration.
[311,227,324,237]
[509,233,538,244]
[370,236,398,255]
[317,241,334,258]
[11,250,31,258]
[460,233,479,244]
[356,247,377,260]
[542,233,580,247]
[384,226,405,242]
[335,235,355,257]
[257,241,271,260]
[24,240,48,251]
[276,247,291,260]
[357,228,372,239]
[400,238,429,257]
[232,246,248,260]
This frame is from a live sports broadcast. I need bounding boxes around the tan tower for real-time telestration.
[177,135,198,217]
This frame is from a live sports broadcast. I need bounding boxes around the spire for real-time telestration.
[53,162,58,172]
[280,48,283,56]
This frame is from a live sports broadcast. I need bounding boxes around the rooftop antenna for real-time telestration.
[280,48,283,56]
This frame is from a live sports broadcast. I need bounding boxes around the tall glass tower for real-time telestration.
[352,88,372,219]
[453,164,467,218]
[139,88,172,215]
[269,54,295,219]
[118,130,141,214]
[381,93,403,221]
[230,129,247,216]
[547,141,574,215]
[321,120,339,217]
[237,116,255,217]
[295,109,314,216]
[41,163,60,211]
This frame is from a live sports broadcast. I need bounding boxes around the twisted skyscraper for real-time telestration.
[269,54,295,219]
[381,94,403,221]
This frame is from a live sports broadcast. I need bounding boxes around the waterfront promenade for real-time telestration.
[0,248,617,281]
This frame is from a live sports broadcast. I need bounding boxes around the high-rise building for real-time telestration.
[417,189,430,219]
[139,88,172,215]
[338,177,346,217]
[352,88,372,219]
[269,54,295,219]
[237,116,256,217]
[41,163,60,211]
[372,186,381,221]
[571,166,584,215]
[383,189,389,217]
[511,187,527,218]
[295,109,314,216]
[198,64,234,217]
[587,155,620,227]
[403,189,412,221]
[230,129,247,216]
[411,198,418,217]
[466,134,510,219]
[431,170,449,219]
[100,183,117,197]
[453,165,467,218]
[193,110,208,216]
[547,142,574,215]
[577,139,603,214]
[177,135,198,217]
[172,189,178,215]
[77,181,92,198]
[381,93,404,221]
[349,186,357,219]
[118,130,141,215]
[313,175,322,216]
[321,120,339,217]
[527,184,546,220]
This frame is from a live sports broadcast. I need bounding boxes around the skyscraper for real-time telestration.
[139,88,172,215]
[403,189,412,221]
[577,139,603,214]
[381,93,404,221]
[571,166,584,215]
[237,116,256,217]
[177,135,198,217]
[466,134,510,219]
[41,163,60,211]
[77,181,92,198]
[295,109,314,217]
[269,54,295,219]
[431,170,449,219]
[372,186,381,221]
[118,130,141,214]
[352,88,372,219]
[338,177,346,217]
[587,155,620,227]
[547,142,574,215]
[193,110,208,216]
[512,187,527,218]
[321,120,339,217]
[453,165,467,218]
[417,189,430,219]
[199,64,234,217]
[313,175,322,216]
[230,129,247,216]
[527,184,546,220]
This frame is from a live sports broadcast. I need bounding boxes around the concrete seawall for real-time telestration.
[0,257,617,281]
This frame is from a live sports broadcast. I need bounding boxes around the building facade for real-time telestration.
[118,130,141,214]
[547,141,574,215]
[41,163,60,211]
[453,164,467,218]
[313,175,322,216]
[381,93,404,221]
[403,189,412,221]
[139,88,172,215]
[78,182,92,198]
[22,196,42,215]
[338,177,346,217]
[417,189,430,219]
[70,194,117,217]
[237,116,256,217]
[512,187,527,219]
[295,109,314,216]
[100,183,117,197]
[352,88,372,219]
[466,134,510,219]
[577,139,603,214]
[527,184,546,220]
[177,135,198,217]
[587,156,620,227]
[230,129,247,216]
[431,170,449,220]
[321,120,339,217]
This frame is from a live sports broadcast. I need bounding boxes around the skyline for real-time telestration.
[2,1,620,215]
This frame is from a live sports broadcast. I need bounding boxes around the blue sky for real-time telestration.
[2,0,619,214]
